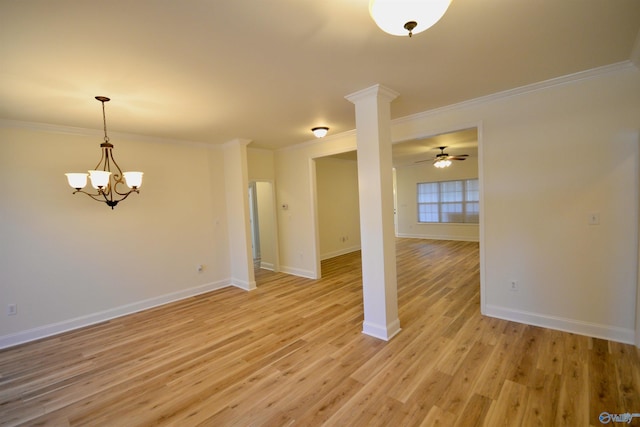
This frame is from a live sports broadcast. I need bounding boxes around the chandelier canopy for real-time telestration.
[65,96,143,209]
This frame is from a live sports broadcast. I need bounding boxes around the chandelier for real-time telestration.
[369,0,452,37]
[65,96,143,209]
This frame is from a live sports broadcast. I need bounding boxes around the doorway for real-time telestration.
[248,180,279,272]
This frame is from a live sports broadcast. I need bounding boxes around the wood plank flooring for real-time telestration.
[1,238,639,426]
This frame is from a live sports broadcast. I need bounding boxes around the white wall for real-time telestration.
[248,148,275,181]
[275,64,640,343]
[0,125,231,347]
[392,63,640,343]
[395,154,479,241]
[2,64,638,348]
[275,133,358,278]
[316,157,361,260]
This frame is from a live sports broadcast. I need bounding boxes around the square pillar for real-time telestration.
[346,84,401,340]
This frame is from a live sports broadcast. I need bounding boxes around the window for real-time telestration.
[417,179,479,223]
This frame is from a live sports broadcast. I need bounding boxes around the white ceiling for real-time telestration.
[1,0,639,150]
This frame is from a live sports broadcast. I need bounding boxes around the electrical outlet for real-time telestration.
[197,264,204,272]
[510,281,518,292]
[7,304,17,316]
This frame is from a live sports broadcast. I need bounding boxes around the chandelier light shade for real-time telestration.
[65,96,143,209]
[312,126,329,138]
[369,0,452,37]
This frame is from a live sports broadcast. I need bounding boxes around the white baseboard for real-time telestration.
[484,304,635,344]
[320,245,361,261]
[362,318,402,341]
[231,278,257,291]
[259,261,275,271]
[396,233,479,242]
[0,279,233,350]
[279,265,317,279]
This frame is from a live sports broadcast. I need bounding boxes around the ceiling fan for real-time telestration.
[417,146,469,168]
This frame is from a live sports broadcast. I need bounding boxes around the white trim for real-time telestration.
[345,84,400,104]
[0,118,218,148]
[259,261,275,271]
[276,129,357,153]
[320,245,362,261]
[396,233,479,242]
[309,158,322,280]
[362,319,402,341]
[230,278,257,291]
[0,279,233,350]
[393,61,635,126]
[485,304,635,345]
[477,121,487,318]
[279,265,317,279]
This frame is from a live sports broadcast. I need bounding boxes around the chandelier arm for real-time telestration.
[108,149,131,196]
[72,189,110,203]
[94,146,107,171]
[72,187,137,206]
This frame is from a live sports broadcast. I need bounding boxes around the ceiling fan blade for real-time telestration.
[448,155,469,160]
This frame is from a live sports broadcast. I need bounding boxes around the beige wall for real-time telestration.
[275,64,640,343]
[316,157,361,260]
[2,63,639,348]
[0,126,230,346]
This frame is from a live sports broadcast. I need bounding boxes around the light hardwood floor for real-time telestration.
[1,239,639,426]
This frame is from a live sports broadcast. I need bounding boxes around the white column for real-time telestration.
[223,138,256,290]
[346,84,401,341]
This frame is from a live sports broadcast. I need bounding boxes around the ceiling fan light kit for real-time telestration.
[434,158,452,168]
[369,0,452,37]
[430,146,469,168]
[65,96,143,209]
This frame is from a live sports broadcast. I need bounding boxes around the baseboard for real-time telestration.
[230,278,257,291]
[320,245,361,261]
[259,261,275,271]
[362,318,402,341]
[0,279,233,350]
[279,265,317,279]
[484,304,635,344]
[396,233,479,242]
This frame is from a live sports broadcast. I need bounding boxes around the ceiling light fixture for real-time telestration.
[433,158,452,168]
[65,96,143,209]
[369,0,452,37]
[312,126,329,138]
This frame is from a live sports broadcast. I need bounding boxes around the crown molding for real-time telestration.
[0,119,218,149]
[393,61,636,125]
[277,128,357,153]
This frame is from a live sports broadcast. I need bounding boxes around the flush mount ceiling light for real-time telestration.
[369,0,452,37]
[312,127,329,138]
[65,96,143,209]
